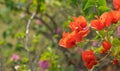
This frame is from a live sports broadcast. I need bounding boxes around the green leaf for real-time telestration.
[112,38,120,46]
[98,6,110,14]
[82,0,96,11]
[87,13,95,20]
[112,46,120,57]
[94,46,103,53]
[15,32,25,39]
[67,0,78,6]
[0,40,5,46]
[3,30,10,39]
[37,0,46,13]
[81,0,97,16]
[97,0,107,6]
[81,0,88,9]
[5,0,15,9]
[21,57,29,64]
[15,42,23,51]
[97,0,110,14]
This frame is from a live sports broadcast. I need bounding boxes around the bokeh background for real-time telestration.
[0,0,120,71]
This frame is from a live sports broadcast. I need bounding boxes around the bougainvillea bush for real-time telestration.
[59,0,120,70]
[0,0,120,71]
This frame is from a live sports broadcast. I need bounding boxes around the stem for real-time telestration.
[96,31,104,40]
[25,1,54,34]
[0,61,1,71]
[0,49,2,71]
[34,16,54,34]
[25,13,36,71]
[45,13,57,31]
[98,52,111,63]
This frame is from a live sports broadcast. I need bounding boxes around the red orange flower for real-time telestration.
[91,19,105,30]
[59,32,76,48]
[112,59,119,65]
[113,0,120,10]
[75,28,90,42]
[59,28,90,48]
[110,10,120,23]
[82,50,97,69]
[69,16,87,31]
[91,12,113,30]
[69,16,90,42]
[100,12,112,27]
[59,16,89,48]
[101,40,112,54]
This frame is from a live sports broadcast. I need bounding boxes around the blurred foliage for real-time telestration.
[0,0,120,71]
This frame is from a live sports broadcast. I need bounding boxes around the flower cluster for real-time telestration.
[58,0,120,70]
[101,40,112,54]
[113,0,120,10]
[82,50,97,69]
[91,10,120,30]
[59,16,90,48]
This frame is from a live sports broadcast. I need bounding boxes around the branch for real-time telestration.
[25,2,54,34]
[0,48,2,71]
[45,13,57,31]
[34,16,54,34]
[98,52,111,63]
[37,31,53,41]
[25,13,36,71]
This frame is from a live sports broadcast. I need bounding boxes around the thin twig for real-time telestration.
[25,2,54,34]
[34,16,54,34]
[45,13,57,31]
[25,13,36,71]
[0,49,2,71]
[98,52,111,63]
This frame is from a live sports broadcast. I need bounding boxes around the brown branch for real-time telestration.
[25,13,36,71]
[0,48,2,71]
[98,52,111,63]
[34,16,54,34]
[45,13,57,31]
[38,31,53,40]
[25,1,54,34]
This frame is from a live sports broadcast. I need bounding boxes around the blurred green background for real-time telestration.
[0,0,120,71]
